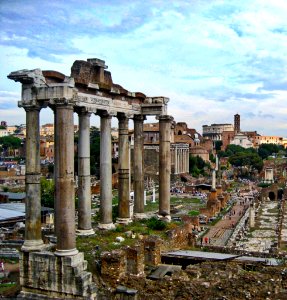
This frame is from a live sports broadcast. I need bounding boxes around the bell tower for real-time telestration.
[234,113,240,134]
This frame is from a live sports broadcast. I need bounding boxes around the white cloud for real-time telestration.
[1,0,287,136]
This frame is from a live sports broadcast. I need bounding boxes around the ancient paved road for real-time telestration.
[201,195,251,246]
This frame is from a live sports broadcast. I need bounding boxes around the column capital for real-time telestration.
[133,114,146,122]
[22,103,43,112]
[157,115,174,122]
[117,112,128,120]
[97,110,112,119]
[75,107,92,116]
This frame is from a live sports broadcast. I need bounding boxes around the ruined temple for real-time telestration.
[8,58,174,299]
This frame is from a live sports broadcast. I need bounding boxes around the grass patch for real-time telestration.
[77,219,180,271]
[0,282,17,294]
[188,210,200,216]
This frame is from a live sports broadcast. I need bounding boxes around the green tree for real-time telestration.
[189,155,208,177]
[41,178,54,208]
[258,143,284,159]
[228,152,263,172]
[214,141,222,151]
[0,136,22,149]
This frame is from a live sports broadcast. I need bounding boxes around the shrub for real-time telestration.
[146,217,167,230]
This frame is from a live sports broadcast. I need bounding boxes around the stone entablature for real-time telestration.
[8,59,168,117]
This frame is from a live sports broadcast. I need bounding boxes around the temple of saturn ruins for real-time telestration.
[7,58,176,299]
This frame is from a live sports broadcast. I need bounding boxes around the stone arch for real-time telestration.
[178,130,182,135]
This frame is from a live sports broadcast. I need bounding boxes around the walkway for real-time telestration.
[200,194,251,247]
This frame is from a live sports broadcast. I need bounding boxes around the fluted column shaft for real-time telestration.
[77,111,94,234]
[118,115,130,220]
[159,115,173,218]
[54,105,78,256]
[22,107,44,251]
[133,115,145,214]
[99,113,114,227]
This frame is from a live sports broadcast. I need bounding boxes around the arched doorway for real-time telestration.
[269,191,276,200]
[278,189,284,200]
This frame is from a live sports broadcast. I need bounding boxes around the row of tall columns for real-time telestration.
[21,105,173,255]
[173,147,189,174]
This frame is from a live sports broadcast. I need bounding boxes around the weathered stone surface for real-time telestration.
[18,251,97,299]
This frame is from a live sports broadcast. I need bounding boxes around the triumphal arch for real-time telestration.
[8,58,173,299]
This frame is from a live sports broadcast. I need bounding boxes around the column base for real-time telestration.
[21,239,45,252]
[76,228,95,236]
[116,217,132,225]
[19,251,97,299]
[98,222,116,230]
[133,213,148,220]
[157,214,171,222]
[54,248,79,256]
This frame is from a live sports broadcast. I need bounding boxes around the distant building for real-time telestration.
[253,135,283,148]
[190,134,210,162]
[7,125,17,135]
[40,123,54,136]
[0,128,8,137]
[202,123,234,144]
[230,132,253,148]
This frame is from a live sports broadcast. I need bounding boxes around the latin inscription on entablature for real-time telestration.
[77,93,142,113]
[77,93,111,106]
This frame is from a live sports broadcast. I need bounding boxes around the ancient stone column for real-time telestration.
[187,149,190,173]
[212,169,216,190]
[77,110,94,235]
[133,115,146,219]
[174,145,178,174]
[54,104,78,256]
[158,115,173,220]
[22,106,44,252]
[117,113,131,223]
[98,112,115,229]
[265,167,274,183]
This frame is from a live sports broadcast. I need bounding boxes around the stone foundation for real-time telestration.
[101,250,126,282]
[18,251,97,299]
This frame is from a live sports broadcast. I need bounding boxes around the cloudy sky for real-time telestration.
[1,0,287,136]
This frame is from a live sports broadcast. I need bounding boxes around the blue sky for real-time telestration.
[1,0,287,136]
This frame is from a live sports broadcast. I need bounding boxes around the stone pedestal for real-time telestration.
[18,251,96,299]
[144,236,162,266]
[101,250,126,281]
[126,244,145,276]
